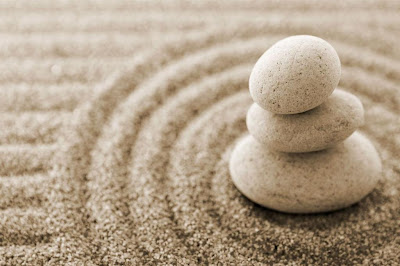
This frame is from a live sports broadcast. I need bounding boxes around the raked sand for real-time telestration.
[0,0,399,264]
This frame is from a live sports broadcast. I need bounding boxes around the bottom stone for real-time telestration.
[229,132,382,213]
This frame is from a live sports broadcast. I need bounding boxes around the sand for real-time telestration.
[0,0,399,265]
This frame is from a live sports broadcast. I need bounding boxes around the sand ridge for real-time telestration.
[0,0,399,264]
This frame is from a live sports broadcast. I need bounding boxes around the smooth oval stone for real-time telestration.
[229,132,381,214]
[247,89,364,153]
[249,35,341,114]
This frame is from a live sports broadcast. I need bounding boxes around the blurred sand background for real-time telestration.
[0,0,399,264]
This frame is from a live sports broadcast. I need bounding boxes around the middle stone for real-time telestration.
[247,89,364,153]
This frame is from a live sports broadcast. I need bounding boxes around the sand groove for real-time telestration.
[1,1,399,264]
[0,112,69,144]
[59,24,400,264]
[84,48,260,260]
[76,31,400,259]
[0,173,50,209]
[125,68,251,259]
[0,144,57,176]
[0,83,94,111]
[0,207,53,246]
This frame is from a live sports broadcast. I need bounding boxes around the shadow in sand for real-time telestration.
[243,184,390,231]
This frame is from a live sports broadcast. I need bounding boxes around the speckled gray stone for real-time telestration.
[249,35,341,114]
[246,89,364,152]
[229,132,381,213]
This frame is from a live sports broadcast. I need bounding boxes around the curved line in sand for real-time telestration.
[85,65,252,259]
[87,62,399,259]
[48,33,277,259]
[126,67,251,252]
[59,24,399,175]
[124,71,399,258]
[164,92,250,259]
[5,20,400,85]
[49,21,400,262]
[94,70,396,260]
[70,20,400,126]
[80,30,400,256]
[166,89,400,260]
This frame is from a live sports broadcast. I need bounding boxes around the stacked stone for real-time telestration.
[230,35,382,214]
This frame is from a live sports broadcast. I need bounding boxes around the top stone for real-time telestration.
[249,35,341,114]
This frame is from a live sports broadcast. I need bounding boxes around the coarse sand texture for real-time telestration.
[1,1,400,265]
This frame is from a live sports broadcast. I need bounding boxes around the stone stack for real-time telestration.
[230,35,382,213]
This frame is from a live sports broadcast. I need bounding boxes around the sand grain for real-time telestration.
[0,0,399,264]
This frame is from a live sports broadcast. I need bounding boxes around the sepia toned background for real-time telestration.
[1,0,399,264]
